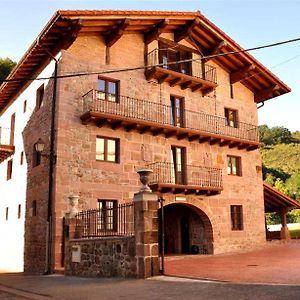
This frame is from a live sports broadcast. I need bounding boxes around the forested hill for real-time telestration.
[260,125,300,201]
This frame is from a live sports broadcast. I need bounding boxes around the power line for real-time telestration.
[1,36,300,85]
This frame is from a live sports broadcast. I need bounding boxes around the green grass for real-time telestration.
[289,225,300,239]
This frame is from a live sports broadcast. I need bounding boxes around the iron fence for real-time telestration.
[75,202,134,238]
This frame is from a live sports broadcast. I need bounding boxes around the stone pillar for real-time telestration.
[280,208,290,240]
[134,191,160,278]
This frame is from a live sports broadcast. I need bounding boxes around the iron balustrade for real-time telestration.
[147,162,223,189]
[0,127,12,145]
[75,203,134,238]
[147,48,217,84]
[82,91,259,142]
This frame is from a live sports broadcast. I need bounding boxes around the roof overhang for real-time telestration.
[264,183,300,213]
[0,10,291,114]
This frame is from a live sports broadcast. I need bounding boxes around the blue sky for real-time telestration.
[1,0,299,131]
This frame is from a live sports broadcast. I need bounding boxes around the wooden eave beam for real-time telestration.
[144,19,170,45]
[254,85,280,103]
[174,18,200,43]
[203,40,227,61]
[230,65,256,84]
[106,19,130,47]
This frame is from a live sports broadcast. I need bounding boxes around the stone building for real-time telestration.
[0,10,295,274]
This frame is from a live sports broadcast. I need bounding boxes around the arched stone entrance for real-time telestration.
[159,203,214,255]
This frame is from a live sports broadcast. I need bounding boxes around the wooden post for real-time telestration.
[280,208,290,240]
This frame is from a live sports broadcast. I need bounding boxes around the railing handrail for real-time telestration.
[146,161,222,172]
[146,48,217,84]
[82,90,259,142]
[146,161,223,189]
[0,127,12,145]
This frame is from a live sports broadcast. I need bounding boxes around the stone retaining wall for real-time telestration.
[65,236,137,278]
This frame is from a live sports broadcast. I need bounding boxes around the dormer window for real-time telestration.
[158,42,192,75]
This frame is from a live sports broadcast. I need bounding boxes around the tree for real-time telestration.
[286,172,300,201]
[259,125,292,145]
[0,57,16,84]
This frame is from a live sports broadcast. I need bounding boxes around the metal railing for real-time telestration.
[75,203,134,238]
[82,91,259,142]
[147,48,217,84]
[0,127,12,145]
[147,162,223,189]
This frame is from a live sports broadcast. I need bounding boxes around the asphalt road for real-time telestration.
[0,274,300,300]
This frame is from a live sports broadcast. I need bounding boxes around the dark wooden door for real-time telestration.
[181,216,190,253]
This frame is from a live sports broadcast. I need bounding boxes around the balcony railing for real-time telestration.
[0,127,14,163]
[147,162,223,194]
[0,127,12,145]
[81,91,259,144]
[147,48,217,84]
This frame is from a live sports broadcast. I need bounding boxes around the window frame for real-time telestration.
[96,136,120,163]
[36,84,44,109]
[18,204,21,219]
[230,205,244,231]
[171,145,187,185]
[7,159,13,180]
[170,95,185,128]
[97,199,118,232]
[224,107,239,128]
[97,76,120,103]
[227,155,242,176]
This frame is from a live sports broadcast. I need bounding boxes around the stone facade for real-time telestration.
[0,11,281,274]
[49,31,265,270]
[66,237,137,278]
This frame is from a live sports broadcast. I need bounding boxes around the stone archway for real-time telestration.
[159,203,214,255]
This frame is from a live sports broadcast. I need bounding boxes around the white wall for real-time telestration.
[0,58,58,272]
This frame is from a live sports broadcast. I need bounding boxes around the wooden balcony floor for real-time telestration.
[150,183,222,196]
[0,144,15,163]
[81,111,259,151]
[145,67,217,95]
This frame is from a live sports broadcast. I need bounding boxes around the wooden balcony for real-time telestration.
[0,127,14,163]
[81,91,259,151]
[145,48,217,95]
[147,162,222,196]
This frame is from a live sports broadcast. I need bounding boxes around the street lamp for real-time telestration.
[35,138,45,153]
[35,138,56,163]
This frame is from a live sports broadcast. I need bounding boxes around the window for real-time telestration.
[170,96,184,127]
[231,205,243,230]
[97,200,117,231]
[20,151,24,165]
[33,144,41,167]
[7,159,13,180]
[97,77,119,102]
[18,204,21,219]
[5,207,9,221]
[227,155,242,176]
[10,113,15,145]
[225,108,238,128]
[23,100,27,113]
[36,84,44,109]
[158,42,192,75]
[171,146,187,184]
[32,200,37,217]
[96,137,119,163]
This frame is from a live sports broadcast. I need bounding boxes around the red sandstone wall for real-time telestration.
[51,33,265,269]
